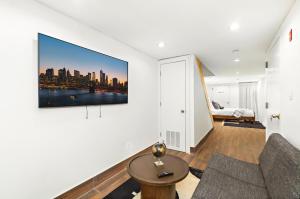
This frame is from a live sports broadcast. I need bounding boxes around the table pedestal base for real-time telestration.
[140,184,176,199]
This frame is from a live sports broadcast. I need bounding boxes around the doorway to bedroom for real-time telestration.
[204,77,266,129]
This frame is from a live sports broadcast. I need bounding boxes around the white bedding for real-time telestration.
[211,108,254,117]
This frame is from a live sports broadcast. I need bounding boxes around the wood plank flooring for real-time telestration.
[190,121,266,170]
[73,121,266,199]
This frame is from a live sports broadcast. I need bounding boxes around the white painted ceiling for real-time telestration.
[36,0,295,76]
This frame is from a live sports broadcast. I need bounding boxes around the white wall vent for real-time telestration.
[166,130,180,148]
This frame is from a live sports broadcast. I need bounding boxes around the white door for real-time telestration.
[160,61,186,152]
[266,38,281,138]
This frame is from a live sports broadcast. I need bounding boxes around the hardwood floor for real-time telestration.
[71,121,266,199]
[190,121,266,170]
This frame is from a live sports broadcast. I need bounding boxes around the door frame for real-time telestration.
[265,36,281,138]
[158,55,192,153]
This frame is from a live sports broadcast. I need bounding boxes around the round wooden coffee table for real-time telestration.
[127,154,189,199]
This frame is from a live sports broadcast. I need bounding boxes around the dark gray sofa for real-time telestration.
[192,133,300,199]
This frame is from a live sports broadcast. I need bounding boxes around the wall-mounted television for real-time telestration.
[38,33,128,108]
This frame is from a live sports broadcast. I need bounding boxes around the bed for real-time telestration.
[211,108,255,122]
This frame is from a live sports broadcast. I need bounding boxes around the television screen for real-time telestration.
[38,33,128,108]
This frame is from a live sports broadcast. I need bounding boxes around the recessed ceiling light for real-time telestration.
[158,42,165,48]
[234,58,240,62]
[230,22,240,31]
[236,72,240,75]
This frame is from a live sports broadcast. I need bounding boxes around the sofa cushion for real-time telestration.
[259,133,300,199]
[192,168,269,199]
[207,153,265,187]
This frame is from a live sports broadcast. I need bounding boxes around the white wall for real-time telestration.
[0,1,158,199]
[193,57,213,146]
[206,83,239,108]
[207,85,230,107]
[269,0,300,148]
[207,83,239,108]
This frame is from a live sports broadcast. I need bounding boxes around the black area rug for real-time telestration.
[103,178,140,199]
[103,178,179,199]
[224,120,266,129]
[189,167,204,179]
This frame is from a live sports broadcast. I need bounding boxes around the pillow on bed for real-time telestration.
[212,101,224,109]
[212,101,220,109]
